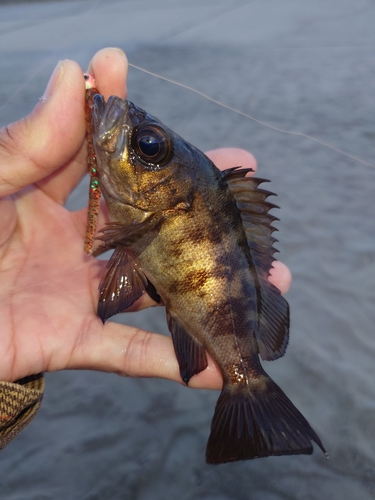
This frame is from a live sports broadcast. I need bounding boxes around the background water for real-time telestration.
[0,0,375,498]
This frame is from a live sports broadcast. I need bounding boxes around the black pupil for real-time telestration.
[138,135,160,157]
[132,124,171,166]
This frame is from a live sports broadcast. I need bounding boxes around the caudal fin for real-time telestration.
[206,379,326,464]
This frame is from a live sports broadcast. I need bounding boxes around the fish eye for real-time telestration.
[132,124,172,166]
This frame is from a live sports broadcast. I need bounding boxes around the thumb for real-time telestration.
[0,60,86,198]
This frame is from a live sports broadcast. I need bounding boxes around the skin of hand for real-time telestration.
[0,48,291,389]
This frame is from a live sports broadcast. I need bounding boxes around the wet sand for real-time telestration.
[1,0,375,498]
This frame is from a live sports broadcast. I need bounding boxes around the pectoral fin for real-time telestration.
[96,216,162,250]
[98,247,147,322]
[166,311,208,385]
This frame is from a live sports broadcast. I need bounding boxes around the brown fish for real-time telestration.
[91,95,325,464]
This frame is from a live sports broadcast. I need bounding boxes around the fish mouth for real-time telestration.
[92,96,149,153]
[91,95,150,207]
[91,95,130,205]
[92,95,129,156]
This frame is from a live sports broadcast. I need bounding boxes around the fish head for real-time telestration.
[92,95,213,222]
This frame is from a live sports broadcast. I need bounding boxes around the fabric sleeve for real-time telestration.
[0,373,45,449]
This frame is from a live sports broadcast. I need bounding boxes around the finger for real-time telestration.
[67,320,223,390]
[88,47,128,100]
[269,260,292,294]
[36,139,88,206]
[0,196,17,253]
[0,60,86,200]
[205,147,257,174]
[38,48,129,205]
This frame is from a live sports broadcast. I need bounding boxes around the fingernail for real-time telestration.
[112,47,127,59]
[43,60,64,100]
[86,47,127,74]
[108,47,126,57]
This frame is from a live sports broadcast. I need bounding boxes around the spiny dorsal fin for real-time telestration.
[222,167,279,280]
[223,167,289,361]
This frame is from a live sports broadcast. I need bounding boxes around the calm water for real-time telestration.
[1,0,375,498]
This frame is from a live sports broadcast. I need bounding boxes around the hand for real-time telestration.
[0,48,291,390]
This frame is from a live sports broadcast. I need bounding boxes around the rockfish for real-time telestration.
[91,95,325,464]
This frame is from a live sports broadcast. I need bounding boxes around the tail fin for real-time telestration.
[206,379,325,464]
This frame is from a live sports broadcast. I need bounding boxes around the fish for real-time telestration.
[91,94,326,464]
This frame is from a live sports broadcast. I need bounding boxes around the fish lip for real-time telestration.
[91,96,157,209]
[91,95,133,205]
[92,95,129,152]
[92,96,156,161]
[92,96,149,139]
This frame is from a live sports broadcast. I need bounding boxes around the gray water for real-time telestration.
[1,0,375,498]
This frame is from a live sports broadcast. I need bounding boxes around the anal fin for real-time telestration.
[166,312,208,385]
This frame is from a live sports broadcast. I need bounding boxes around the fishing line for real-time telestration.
[129,63,375,169]
[1,1,373,170]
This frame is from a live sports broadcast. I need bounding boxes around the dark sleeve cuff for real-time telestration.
[0,373,45,449]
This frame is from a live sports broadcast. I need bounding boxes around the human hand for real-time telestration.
[0,48,291,390]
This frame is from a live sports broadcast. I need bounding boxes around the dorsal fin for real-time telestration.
[223,167,289,361]
[222,167,279,279]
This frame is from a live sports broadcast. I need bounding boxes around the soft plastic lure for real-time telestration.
[84,73,101,254]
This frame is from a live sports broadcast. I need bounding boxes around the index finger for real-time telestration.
[37,48,129,205]
[0,60,85,200]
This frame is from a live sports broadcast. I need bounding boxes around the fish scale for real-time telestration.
[91,95,326,463]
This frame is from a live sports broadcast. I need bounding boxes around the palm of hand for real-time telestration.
[0,54,158,383]
[0,176,106,381]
